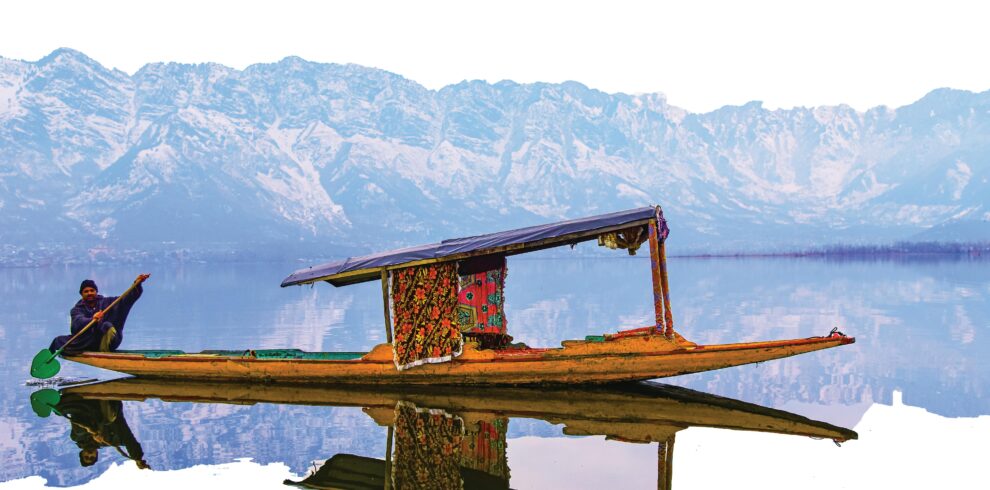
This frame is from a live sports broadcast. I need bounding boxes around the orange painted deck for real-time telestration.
[64,331,854,385]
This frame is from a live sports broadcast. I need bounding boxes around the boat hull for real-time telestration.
[64,333,854,385]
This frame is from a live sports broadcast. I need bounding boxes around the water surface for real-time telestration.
[1,255,987,488]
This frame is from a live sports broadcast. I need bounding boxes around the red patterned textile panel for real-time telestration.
[456,255,512,349]
[458,418,510,481]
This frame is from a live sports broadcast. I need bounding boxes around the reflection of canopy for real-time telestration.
[283,454,385,490]
[282,206,664,287]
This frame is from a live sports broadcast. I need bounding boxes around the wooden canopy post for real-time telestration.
[658,239,675,338]
[648,216,675,339]
[381,270,393,343]
[647,220,667,335]
[384,424,394,490]
[657,435,675,490]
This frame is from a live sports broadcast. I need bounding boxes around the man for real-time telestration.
[49,273,150,355]
[55,393,149,470]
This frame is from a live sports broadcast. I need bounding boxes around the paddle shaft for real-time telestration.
[46,279,142,362]
[68,417,134,460]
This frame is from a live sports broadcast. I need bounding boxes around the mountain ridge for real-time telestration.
[2,48,988,263]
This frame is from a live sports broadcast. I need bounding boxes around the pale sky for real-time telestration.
[3,0,989,113]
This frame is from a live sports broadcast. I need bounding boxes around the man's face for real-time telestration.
[80,449,98,467]
[81,287,98,302]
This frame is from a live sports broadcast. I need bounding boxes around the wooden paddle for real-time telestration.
[31,276,146,379]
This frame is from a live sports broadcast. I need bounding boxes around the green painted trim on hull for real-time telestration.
[115,349,366,360]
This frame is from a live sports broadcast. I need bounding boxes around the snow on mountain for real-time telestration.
[1,49,989,260]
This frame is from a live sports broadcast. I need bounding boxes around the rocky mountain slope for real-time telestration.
[2,48,988,261]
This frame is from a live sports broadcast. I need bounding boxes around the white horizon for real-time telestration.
[3,0,989,113]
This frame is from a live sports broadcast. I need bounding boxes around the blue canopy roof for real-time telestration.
[281,206,665,287]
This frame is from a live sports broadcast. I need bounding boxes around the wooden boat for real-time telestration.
[59,378,856,489]
[64,206,854,384]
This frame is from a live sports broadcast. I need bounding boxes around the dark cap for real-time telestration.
[79,279,98,294]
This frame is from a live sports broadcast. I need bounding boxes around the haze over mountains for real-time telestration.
[1,48,988,263]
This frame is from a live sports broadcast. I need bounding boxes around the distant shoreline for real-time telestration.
[1,241,988,268]
[675,242,990,260]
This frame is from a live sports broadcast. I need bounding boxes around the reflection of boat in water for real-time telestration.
[58,378,856,489]
[63,377,857,442]
[63,206,854,385]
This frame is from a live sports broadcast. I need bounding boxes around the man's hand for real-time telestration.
[93,310,105,322]
[136,273,151,284]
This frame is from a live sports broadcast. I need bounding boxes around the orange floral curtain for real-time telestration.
[390,262,462,370]
[390,403,510,489]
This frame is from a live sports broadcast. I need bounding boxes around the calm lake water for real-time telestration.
[1,255,987,489]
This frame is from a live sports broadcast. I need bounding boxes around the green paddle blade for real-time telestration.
[30,348,61,379]
[30,389,61,418]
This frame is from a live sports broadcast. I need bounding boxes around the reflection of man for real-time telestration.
[55,393,149,469]
[49,274,150,355]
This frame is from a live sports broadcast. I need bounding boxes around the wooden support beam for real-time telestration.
[658,435,675,490]
[381,270,393,343]
[384,425,394,490]
[647,220,666,335]
[658,240,675,338]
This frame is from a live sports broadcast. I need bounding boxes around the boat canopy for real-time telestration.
[282,206,665,287]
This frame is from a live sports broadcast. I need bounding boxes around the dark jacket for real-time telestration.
[50,284,142,354]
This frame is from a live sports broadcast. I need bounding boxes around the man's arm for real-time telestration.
[114,283,144,310]
[96,274,151,317]
[119,273,150,307]
[70,304,94,334]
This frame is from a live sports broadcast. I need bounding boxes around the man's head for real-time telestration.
[79,279,98,302]
[79,448,98,467]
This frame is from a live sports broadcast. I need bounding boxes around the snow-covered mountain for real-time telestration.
[2,48,989,260]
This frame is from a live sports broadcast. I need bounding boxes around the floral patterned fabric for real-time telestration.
[391,402,464,490]
[391,263,462,370]
[390,403,510,489]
